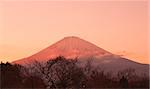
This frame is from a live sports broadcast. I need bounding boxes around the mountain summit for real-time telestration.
[13,36,111,64]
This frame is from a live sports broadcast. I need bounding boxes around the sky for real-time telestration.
[0,0,149,64]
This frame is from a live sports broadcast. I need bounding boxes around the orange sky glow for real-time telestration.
[0,0,149,64]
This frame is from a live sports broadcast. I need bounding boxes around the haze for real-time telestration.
[0,0,149,64]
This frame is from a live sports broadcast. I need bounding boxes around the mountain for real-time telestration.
[13,36,112,64]
[13,36,149,76]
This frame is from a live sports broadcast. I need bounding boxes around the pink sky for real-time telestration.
[0,0,149,64]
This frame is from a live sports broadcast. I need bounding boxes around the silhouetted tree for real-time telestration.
[0,62,23,88]
[0,58,149,89]
[119,76,128,88]
[0,62,46,89]
[32,56,85,89]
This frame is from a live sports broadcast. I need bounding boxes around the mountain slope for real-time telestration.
[78,55,149,75]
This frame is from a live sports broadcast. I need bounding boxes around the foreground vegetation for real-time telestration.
[0,56,149,89]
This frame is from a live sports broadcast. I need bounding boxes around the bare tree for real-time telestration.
[32,59,60,89]
[31,56,85,89]
[117,68,136,80]
[50,57,85,88]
